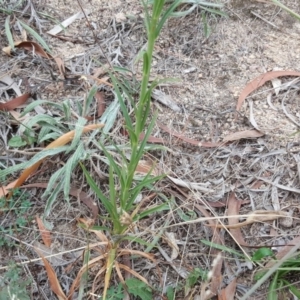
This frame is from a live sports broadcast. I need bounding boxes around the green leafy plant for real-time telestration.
[271,0,300,21]
[0,262,31,300]
[185,267,208,294]
[79,0,188,298]
[253,249,300,299]
[0,188,32,247]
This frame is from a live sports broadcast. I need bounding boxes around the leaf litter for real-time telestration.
[2,0,300,299]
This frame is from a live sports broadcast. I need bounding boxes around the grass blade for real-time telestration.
[5,15,14,51]
[18,19,52,53]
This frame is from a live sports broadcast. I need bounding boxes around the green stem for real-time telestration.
[103,246,117,300]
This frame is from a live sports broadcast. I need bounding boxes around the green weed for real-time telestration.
[0,262,31,300]
[0,188,32,247]
[253,248,300,299]
[271,0,300,21]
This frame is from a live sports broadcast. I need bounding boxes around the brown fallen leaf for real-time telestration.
[226,193,249,247]
[36,216,52,247]
[158,122,224,148]
[53,56,65,78]
[219,278,237,300]
[85,91,106,121]
[223,129,264,142]
[34,248,67,300]
[0,93,31,111]
[208,210,289,229]
[236,70,300,111]
[3,40,51,58]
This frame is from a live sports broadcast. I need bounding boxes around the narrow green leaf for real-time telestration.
[109,164,116,206]
[287,281,300,298]
[199,6,228,17]
[81,163,120,230]
[66,117,87,154]
[267,272,279,300]
[155,0,182,39]
[200,239,244,257]
[18,20,52,53]
[136,202,169,220]
[83,85,98,117]
[20,100,63,117]
[5,15,14,50]
[110,74,134,132]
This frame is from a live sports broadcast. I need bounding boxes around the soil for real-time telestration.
[1,0,300,299]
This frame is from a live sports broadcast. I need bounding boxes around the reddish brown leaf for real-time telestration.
[236,71,300,111]
[219,278,237,300]
[223,129,264,142]
[0,93,31,111]
[19,183,99,219]
[85,91,106,121]
[158,123,223,147]
[139,132,165,144]
[14,41,50,58]
[36,216,52,247]
[53,56,65,78]
[227,193,249,247]
[34,248,67,300]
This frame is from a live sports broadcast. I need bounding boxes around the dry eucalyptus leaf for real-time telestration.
[47,10,91,35]
[271,77,282,96]
[223,129,264,142]
[165,232,179,260]
[152,89,181,112]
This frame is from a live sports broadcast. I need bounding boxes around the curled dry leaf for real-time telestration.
[236,70,300,111]
[36,216,52,247]
[165,232,179,260]
[3,40,50,58]
[223,129,264,142]
[34,248,67,300]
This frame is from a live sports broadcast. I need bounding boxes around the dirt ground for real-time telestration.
[1,0,300,299]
